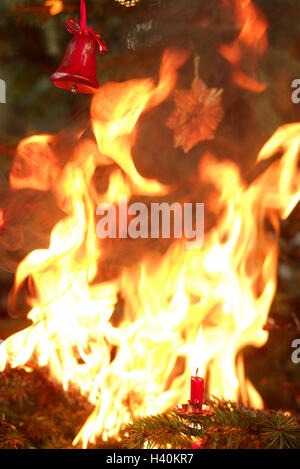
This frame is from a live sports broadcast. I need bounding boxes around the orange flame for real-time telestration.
[0,209,5,230]
[45,0,64,16]
[220,0,268,92]
[0,49,299,448]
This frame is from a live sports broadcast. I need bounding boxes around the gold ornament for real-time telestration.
[114,0,140,7]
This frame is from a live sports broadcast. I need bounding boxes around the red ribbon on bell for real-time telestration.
[51,0,107,94]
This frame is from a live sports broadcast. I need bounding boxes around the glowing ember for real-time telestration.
[0,46,299,449]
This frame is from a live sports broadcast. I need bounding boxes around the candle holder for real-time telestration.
[175,402,213,431]
[175,401,213,416]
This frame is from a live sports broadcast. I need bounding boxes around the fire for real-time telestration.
[0,209,5,231]
[45,0,64,16]
[220,0,268,92]
[0,48,299,448]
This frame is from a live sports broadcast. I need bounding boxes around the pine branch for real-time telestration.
[123,398,300,449]
[0,416,26,449]
[123,412,197,449]
[261,414,300,449]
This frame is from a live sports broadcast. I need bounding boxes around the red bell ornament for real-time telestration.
[51,0,107,94]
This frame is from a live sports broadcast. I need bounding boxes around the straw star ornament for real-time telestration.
[166,57,224,154]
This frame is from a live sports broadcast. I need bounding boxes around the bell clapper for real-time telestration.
[71,85,78,95]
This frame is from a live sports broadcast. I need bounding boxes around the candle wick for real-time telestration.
[196,368,198,377]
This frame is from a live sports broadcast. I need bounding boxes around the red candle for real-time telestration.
[190,370,204,406]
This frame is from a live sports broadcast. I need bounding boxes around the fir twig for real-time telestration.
[124,398,300,449]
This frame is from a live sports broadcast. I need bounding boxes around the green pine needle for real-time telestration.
[124,399,300,449]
